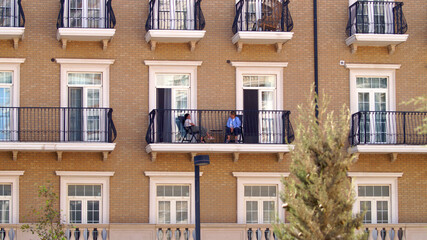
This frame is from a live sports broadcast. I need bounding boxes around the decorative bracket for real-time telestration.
[189,152,197,162]
[102,152,109,161]
[277,152,287,162]
[150,152,157,162]
[353,153,360,162]
[102,39,109,51]
[350,44,358,54]
[388,44,396,55]
[57,151,63,161]
[276,43,283,53]
[390,153,398,162]
[61,39,68,49]
[189,41,197,52]
[233,152,240,163]
[12,151,18,161]
[150,40,157,51]
[236,42,243,53]
[13,38,19,49]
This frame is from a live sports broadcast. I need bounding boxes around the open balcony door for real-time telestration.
[354,0,394,34]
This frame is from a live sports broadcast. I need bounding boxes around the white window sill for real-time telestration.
[0,142,116,161]
[0,27,25,49]
[345,34,409,54]
[146,143,293,162]
[231,31,294,53]
[56,28,116,50]
[145,30,206,51]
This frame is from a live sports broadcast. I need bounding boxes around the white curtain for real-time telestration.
[384,2,394,34]
[368,1,375,33]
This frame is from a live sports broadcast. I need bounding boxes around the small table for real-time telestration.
[208,129,224,143]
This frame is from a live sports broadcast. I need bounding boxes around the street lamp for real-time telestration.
[194,155,210,240]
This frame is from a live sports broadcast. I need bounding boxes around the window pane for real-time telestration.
[243,75,276,88]
[164,186,173,197]
[176,201,188,224]
[380,78,387,88]
[360,201,372,224]
[377,201,389,224]
[0,185,11,196]
[0,200,10,223]
[252,186,260,197]
[68,185,76,196]
[76,185,85,196]
[269,186,277,197]
[263,201,275,223]
[69,200,82,224]
[365,186,374,197]
[87,201,100,224]
[374,186,382,196]
[244,186,251,197]
[371,78,380,88]
[173,185,182,197]
[246,201,258,224]
[85,185,94,197]
[0,72,12,84]
[358,186,366,197]
[182,186,189,197]
[157,185,165,197]
[94,185,101,196]
[261,186,269,197]
[158,201,171,224]
[68,73,102,85]
[382,186,389,197]
[69,185,101,197]
[156,74,190,87]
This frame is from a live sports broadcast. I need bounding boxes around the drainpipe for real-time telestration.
[313,0,319,118]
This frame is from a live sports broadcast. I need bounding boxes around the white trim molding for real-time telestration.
[145,30,206,52]
[0,27,25,49]
[231,31,294,53]
[145,60,201,112]
[145,171,200,224]
[55,59,115,65]
[0,171,24,224]
[350,145,427,154]
[345,64,401,70]
[233,172,287,224]
[345,34,409,54]
[230,62,288,68]
[349,172,403,224]
[56,28,116,50]
[0,58,26,64]
[56,171,114,224]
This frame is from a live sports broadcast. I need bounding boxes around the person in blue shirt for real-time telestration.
[226,111,242,143]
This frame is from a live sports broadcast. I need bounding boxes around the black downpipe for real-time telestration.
[313,0,319,118]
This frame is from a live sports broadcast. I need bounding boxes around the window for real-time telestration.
[348,172,402,224]
[145,171,200,224]
[57,59,114,142]
[156,185,190,224]
[244,185,277,224]
[0,171,24,224]
[64,0,106,28]
[0,0,19,27]
[153,0,195,30]
[56,171,114,224]
[0,59,24,142]
[233,172,288,224]
[239,0,284,31]
[67,185,102,224]
[355,0,394,34]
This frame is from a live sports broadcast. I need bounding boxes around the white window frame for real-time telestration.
[233,172,289,224]
[145,171,202,224]
[156,184,191,224]
[56,171,114,224]
[62,0,106,28]
[67,184,103,224]
[152,0,195,30]
[244,185,278,224]
[345,64,400,114]
[145,61,201,112]
[0,171,24,224]
[348,172,402,224]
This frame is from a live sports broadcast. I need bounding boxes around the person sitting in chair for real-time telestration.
[226,111,242,143]
[183,113,213,143]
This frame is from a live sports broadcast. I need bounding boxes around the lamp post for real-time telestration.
[194,155,210,240]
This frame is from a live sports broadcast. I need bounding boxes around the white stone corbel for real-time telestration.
[388,44,396,55]
[102,152,109,161]
[353,153,360,162]
[150,40,157,51]
[277,152,286,162]
[13,38,19,49]
[189,41,197,52]
[102,39,109,51]
[350,43,358,54]
[189,152,197,162]
[150,152,157,162]
[233,152,240,163]
[236,42,243,53]
[390,153,398,162]
[61,38,68,49]
[12,151,18,161]
[276,42,283,53]
[57,151,63,162]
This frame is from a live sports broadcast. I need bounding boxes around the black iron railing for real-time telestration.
[232,0,293,34]
[146,109,294,144]
[57,0,116,29]
[0,0,25,27]
[349,111,426,146]
[346,1,407,36]
[145,0,205,31]
[0,107,116,143]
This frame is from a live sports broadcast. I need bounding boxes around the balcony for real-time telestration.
[145,0,206,51]
[145,109,294,162]
[0,0,25,49]
[56,0,116,50]
[345,1,408,54]
[232,0,294,53]
[349,111,427,160]
[0,107,117,161]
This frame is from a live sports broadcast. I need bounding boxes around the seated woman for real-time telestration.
[226,111,242,143]
[183,113,213,143]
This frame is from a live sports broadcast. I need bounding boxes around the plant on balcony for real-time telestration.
[21,183,69,240]
[403,96,427,135]
[274,88,365,240]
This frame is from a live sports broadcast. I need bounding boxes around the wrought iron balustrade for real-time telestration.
[56,0,116,29]
[0,107,116,143]
[0,0,24,27]
[146,109,294,144]
[349,111,426,146]
[346,1,407,36]
[232,0,293,34]
[145,0,205,31]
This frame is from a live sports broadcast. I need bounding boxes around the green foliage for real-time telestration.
[21,182,69,240]
[402,96,427,135]
[274,88,365,240]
